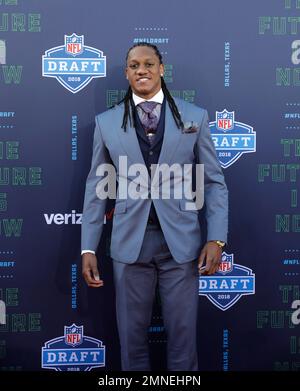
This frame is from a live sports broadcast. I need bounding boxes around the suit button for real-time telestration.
[149,151,153,155]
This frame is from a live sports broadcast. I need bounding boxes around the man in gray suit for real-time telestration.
[81,43,228,371]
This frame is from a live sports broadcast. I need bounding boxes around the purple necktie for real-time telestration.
[137,101,160,145]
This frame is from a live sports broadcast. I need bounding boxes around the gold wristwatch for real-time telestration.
[211,240,226,249]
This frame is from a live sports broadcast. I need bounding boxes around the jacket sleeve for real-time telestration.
[196,109,229,243]
[81,115,111,252]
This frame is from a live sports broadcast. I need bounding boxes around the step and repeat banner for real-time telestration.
[0,0,300,371]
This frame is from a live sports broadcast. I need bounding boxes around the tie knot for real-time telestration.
[138,101,158,114]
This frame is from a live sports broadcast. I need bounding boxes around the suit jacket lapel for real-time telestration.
[117,103,147,167]
[116,104,150,185]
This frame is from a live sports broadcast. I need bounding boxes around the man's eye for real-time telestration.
[129,64,138,69]
[146,63,154,67]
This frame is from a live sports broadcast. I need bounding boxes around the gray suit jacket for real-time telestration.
[81,98,228,263]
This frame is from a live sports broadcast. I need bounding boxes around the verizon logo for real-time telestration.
[43,209,114,225]
[44,211,82,225]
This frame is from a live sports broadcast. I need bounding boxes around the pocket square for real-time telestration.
[182,121,200,133]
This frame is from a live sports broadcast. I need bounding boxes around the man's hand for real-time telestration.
[82,253,104,288]
[198,242,222,275]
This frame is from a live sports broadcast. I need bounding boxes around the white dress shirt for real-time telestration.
[132,88,164,106]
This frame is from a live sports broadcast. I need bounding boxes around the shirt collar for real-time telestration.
[132,89,164,106]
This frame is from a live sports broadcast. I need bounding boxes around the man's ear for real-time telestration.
[160,64,164,77]
[125,68,128,80]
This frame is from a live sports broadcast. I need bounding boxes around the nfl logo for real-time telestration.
[218,253,233,274]
[64,324,83,346]
[216,109,234,131]
[65,34,83,56]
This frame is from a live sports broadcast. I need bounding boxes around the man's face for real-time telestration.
[125,46,164,99]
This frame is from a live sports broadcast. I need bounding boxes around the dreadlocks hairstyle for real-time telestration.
[120,42,184,131]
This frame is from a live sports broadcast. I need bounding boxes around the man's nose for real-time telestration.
[136,66,148,74]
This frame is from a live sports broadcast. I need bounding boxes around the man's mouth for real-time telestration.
[136,77,150,82]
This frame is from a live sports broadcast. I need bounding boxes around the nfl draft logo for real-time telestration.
[199,252,255,311]
[217,110,234,131]
[209,109,256,168]
[65,35,83,56]
[42,33,106,93]
[41,324,105,371]
[65,325,83,346]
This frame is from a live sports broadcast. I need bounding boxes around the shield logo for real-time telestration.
[42,324,106,371]
[42,34,106,94]
[65,34,83,56]
[209,109,256,169]
[217,110,234,131]
[199,252,255,311]
[64,324,83,346]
